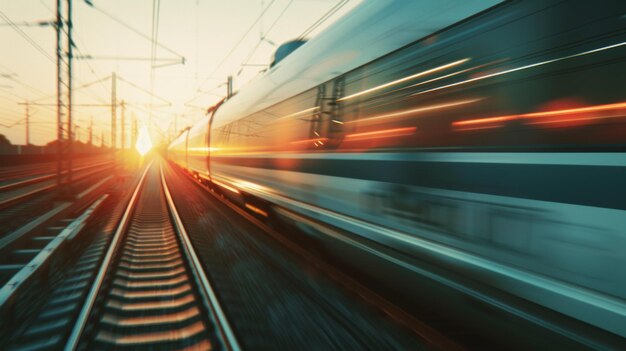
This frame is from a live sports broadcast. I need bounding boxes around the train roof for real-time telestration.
[210,0,502,129]
[168,127,189,150]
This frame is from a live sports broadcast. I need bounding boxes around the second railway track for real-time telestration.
[66,161,238,350]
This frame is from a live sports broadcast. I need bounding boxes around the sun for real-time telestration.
[135,126,153,156]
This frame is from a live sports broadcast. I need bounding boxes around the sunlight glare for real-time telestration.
[135,126,153,156]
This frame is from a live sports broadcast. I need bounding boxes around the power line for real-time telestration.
[0,20,54,27]
[31,75,110,103]
[116,75,171,106]
[0,108,23,119]
[239,0,295,73]
[87,3,184,60]
[297,0,348,40]
[1,6,108,107]
[72,37,111,99]
[38,0,110,101]
[0,88,57,114]
[149,0,162,128]
[0,10,56,64]
[0,64,50,97]
[0,110,22,119]
[0,117,25,128]
[196,0,277,90]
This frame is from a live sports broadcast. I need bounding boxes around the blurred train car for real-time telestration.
[169,127,189,169]
[169,0,626,345]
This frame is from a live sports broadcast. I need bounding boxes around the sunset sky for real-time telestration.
[0,0,359,146]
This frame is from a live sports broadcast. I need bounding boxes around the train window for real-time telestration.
[213,89,318,155]
[330,1,626,152]
[212,2,626,154]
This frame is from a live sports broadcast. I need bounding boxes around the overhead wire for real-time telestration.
[239,0,295,73]
[195,0,277,91]
[72,38,111,99]
[0,108,23,118]
[116,75,171,105]
[190,0,341,106]
[30,75,110,103]
[88,3,183,60]
[0,10,56,64]
[149,0,161,128]
[1,0,109,134]
[38,0,111,103]
[296,0,349,40]
[0,64,50,97]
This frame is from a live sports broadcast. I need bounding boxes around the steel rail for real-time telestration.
[63,160,152,351]
[170,161,463,351]
[160,163,241,351]
[0,163,114,210]
[0,160,112,193]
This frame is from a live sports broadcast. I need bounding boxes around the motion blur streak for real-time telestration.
[233,179,269,193]
[345,127,417,140]
[188,147,210,153]
[168,0,626,342]
[277,106,319,120]
[412,40,626,97]
[347,99,482,124]
[453,101,626,129]
[244,203,269,217]
[402,59,509,93]
[290,137,329,145]
[454,124,504,131]
[338,58,470,101]
[212,179,240,194]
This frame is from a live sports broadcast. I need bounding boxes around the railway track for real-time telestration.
[0,171,136,350]
[66,161,238,350]
[162,160,452,350]
[2,158,458,349]
[0,165,115,252]
[0,160,113,211]
[0,160,111,193]
[0,157,110,184]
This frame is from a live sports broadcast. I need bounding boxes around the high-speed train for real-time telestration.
[169,0,626,345]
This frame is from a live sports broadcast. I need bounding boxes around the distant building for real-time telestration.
[0,134,108,155]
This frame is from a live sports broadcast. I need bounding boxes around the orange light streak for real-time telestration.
[453,101,626,129]
[454,124,504,131]
[346,126,416,140]
[290,137,328,145]
[245,203,269,217]
[453,115,517,127]
[349,99,481,124]
[523,101,626,118]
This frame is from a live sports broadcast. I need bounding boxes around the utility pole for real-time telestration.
[25,100,29,145]
[131,112,137,150]
[227,75,233,98]
[66,0,74,189]
[111,72,117,156]
[55,0,63,191]
[88,116,93,145]
[120,100,125,150]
